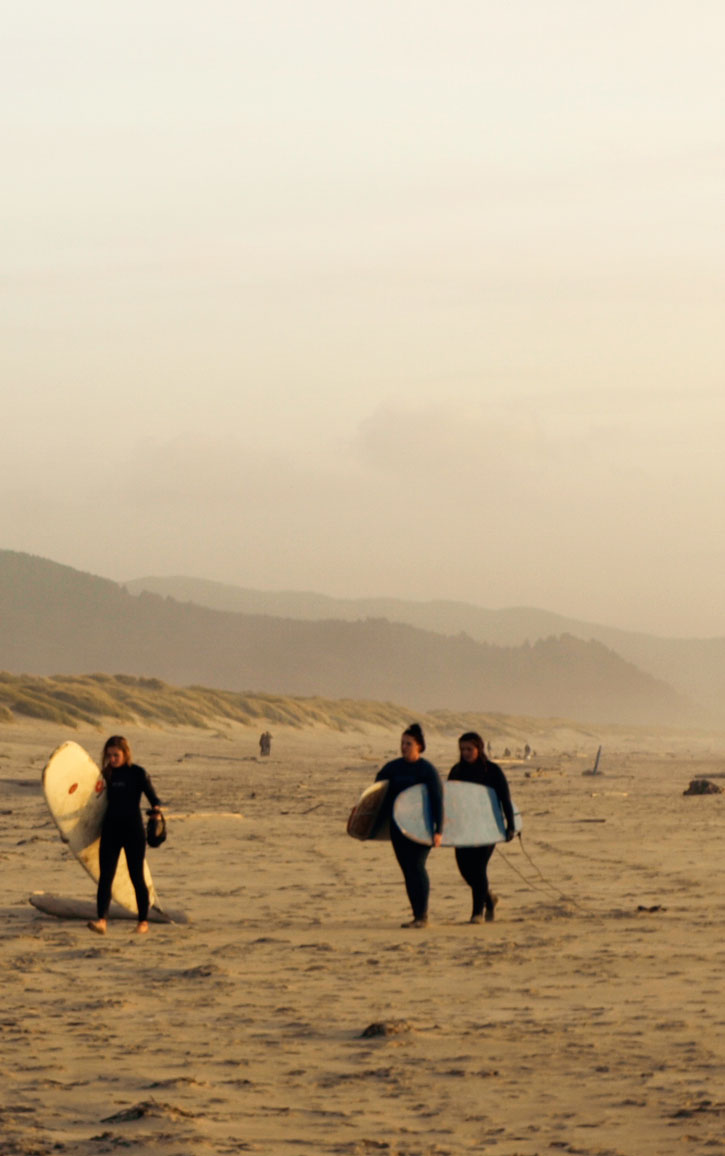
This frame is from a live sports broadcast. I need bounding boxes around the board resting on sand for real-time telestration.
[347,781,390,840]
[393,780,522,847]
[29,892,187,924]
[42,740,169,919]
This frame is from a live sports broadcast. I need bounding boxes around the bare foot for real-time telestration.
[87,919,107,935]
[135,921,149,934]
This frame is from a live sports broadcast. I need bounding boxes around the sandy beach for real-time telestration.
[3,718,725,1155]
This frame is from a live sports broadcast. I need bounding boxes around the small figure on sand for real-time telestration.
[448,732,516,923]
[259,731,272,757]
[374,724,443,929]
[88,735,162,936]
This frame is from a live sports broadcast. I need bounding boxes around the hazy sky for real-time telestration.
[2,1,724,636]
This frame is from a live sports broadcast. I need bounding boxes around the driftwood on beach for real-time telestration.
[683,778,723,795]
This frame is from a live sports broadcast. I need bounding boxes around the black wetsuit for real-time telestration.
[448,757,514,918]
[96,763,161,921]
[375,756,444,921]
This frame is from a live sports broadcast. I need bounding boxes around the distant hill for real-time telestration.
[126,575,725,716]
[0,550,697,726]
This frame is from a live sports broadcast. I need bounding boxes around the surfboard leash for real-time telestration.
[498,834,591,913]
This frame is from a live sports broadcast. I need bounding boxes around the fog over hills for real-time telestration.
[126,574,725,717]
[0,550,703,726]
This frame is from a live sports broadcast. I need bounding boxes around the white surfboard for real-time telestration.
[42,741,161,916]
[393,779,522,847]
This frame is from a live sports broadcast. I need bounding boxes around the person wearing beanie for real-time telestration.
[375,724,444,928]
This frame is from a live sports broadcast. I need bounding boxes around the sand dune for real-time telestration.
[3,719,725,1155]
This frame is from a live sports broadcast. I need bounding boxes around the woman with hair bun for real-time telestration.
[375,724,444,928]
[87,735,162,936]
[448,732,515,923]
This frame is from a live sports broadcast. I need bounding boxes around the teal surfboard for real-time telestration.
[393,780,522,847]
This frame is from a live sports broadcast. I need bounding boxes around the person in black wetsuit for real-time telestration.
[375,723,444,929]
[87,735,162,936]
[448,732,516,924]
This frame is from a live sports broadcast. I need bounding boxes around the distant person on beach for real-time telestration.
[88,735,162,936]
[448,732,516,923]
[259,731,272,757]
[375,724,443,929]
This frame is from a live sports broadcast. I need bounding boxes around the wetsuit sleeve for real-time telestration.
[423,762,444,834]
[447,762,462,782]
[140,767,161,809]
[375,762,393,782]
[490,764,514,829]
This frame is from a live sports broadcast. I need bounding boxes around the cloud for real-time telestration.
[350,397,615,488]
[2,383,725,635]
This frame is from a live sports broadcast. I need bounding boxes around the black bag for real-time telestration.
[146,809,167,848]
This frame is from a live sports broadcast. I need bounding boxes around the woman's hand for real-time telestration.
[433,832,443,848]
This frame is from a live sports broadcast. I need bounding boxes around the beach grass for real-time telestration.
[0,670,602,745]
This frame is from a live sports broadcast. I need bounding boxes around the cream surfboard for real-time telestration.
[347,780,390,841]
[42,740,164,917]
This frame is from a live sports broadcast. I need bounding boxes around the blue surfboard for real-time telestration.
[393,780,522,847]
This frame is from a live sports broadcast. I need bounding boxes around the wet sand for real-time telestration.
[3,719,725,1155]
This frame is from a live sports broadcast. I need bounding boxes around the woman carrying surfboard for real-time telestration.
[88,736,162,936]
[448,732,515,923]
[375,724,443,929]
